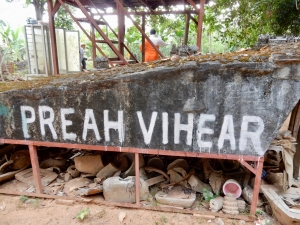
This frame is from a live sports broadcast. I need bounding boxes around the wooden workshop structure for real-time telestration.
[46,0,209,74]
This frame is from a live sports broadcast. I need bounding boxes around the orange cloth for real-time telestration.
[140,40,160,62]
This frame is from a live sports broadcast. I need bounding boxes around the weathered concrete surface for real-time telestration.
[1,43,300,156]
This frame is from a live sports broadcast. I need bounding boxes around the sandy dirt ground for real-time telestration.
[0,193,281,225]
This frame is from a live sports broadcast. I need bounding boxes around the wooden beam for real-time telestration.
[52,0,61,16]
[184,13,190,45]
[191,15,198,26]
[186,0,199,13]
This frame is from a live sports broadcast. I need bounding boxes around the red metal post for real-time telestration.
[135,152,140,205]
[47,0,59,75]
[29,145,43,194]
[250,157,264,215]
[197,0,205,52]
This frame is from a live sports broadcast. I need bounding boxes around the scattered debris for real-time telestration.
[118,211,126,222]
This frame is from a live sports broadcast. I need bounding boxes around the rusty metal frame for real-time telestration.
[0,138,263,216]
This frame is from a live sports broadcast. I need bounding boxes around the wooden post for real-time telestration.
[117,0,125,56]
[184,14,190,45]
[142,15,145,62]
[196,0,205,52]
[47,0,59,75]
[91,21,96,68]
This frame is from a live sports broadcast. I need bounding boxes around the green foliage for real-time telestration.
[255,209,264,216]
[160,215,168,223]
[76,208,90,221]
[209,0,300,47]
[19,195,29,203]
[55,5,75,30]
[0,23,26,62]
[202,188,218,202]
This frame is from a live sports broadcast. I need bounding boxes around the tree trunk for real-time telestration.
[32,0,45,21]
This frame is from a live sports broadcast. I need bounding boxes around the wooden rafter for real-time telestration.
[137,0,154,12]
[185,0,199,13]
[160,0,169,11]
[52,0,61,16]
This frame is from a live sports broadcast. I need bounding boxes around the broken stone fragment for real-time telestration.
[15,168,58,186]
[112,153,130,171]
[96,163,119,180]
[118,212,126,222]
[10,150,31,170]
[242,185,263,206]
[155,185,196,208]
[167,168,187,185]
[67,165,80,178]
[145,175,165,186]
[167,159,189,171]
[64,173,72,182]
[74,155,104,174]
[0,167,27,183]
[209,196,224,212]
[44,184,63,195]
[73,185,103,196]
[63,177,92,195]
[103,176,149,203]
[209,170,227,194]
[147,157,164,171]
[40,158,66,169]
[123,154,145,177]
[188,174,212,193]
